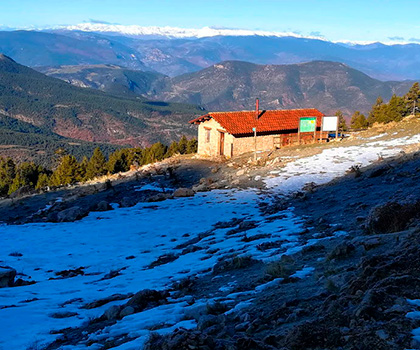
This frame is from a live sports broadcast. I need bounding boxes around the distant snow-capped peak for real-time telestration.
[55,23,325,40]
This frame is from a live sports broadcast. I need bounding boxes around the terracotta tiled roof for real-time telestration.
[189,108,324,136]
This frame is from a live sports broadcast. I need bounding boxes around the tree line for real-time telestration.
[0,136,197,196]
[335,82,420,130]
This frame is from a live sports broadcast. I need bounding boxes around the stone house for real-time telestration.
[189,108,325,158]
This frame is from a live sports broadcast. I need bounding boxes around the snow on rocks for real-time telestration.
[264,134,420,193]
[0,188,307,349]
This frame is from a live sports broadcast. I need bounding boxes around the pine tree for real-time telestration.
[8,162,42,194]
[367,96,385,125]
[36,173,50,190]
[0,158,16,196]
[108,150,129,174]
[186,138,198,153]
[335,110,348,132]
[386,94,408,123]
[85,148,107,180]
[178,135,188,154]
[79,156,89,181]
[50,155,82,186]
[148,142,167,162]
[405,82,420,114]
[350,111,368,129]
[166,141,180,157]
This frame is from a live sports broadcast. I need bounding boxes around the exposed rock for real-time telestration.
[50,311,78,319]
[54,267,85,279]
[94,200,112,212]
[0,266,16,288]
[362,237,381,251]
[120,196,137,208]
[147,193,172,202]
[126,289,168,312]
[327,242,356,260]
[104,305,121,320]
[119,306,135,318]
[173,187,195,197]
[192,183,209,192]
[56,206,86,222]
[148,253,179,268]
[82,293,133,309]
[144,329,217,350]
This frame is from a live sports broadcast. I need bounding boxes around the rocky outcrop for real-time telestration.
[173,188,195,198]
[0,267,16,288]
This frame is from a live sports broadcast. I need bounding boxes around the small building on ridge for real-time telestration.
[189,107,325,158]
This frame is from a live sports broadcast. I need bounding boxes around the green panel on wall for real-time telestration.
[299,117,316,132]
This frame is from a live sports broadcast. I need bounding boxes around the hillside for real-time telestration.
[0,54,202,152]
[38,61,414,116]
[37,64,167,97]
[1,118,420,349]
[154,61,413,115]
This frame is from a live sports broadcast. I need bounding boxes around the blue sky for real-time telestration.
[1,0,419,43]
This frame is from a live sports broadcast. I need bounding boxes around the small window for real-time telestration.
[205,128,211,143]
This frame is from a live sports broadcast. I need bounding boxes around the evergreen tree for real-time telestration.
[186,138,198,153]
[50,155,82,186]
[367,96,385,125]
[165,141,180,157]
[0,158,16,196]
[8,162,42,194]
[85,148,107,180]
[350,111,368,129]
[148,142,167,162]
[335,110,348,132]
[178,135,188,154]
[385,94,408,123]
[36,173,50,190]
[108,150,129,174]
[79,156,89,181]
[405,82,420,114]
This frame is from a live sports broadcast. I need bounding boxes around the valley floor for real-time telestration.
[1,119,420,349]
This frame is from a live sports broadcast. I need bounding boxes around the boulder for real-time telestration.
[57,206,86,222]
[126,289,167,312]
[192,184,209,192]
[173,188,195,197]
[120,197,137,208]
[95,200,112,212]
[0,267,16,288]
[104,305,121,320]
[119,306,135,318]
[147,193,172,202]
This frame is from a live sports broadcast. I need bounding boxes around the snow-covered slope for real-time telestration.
[1,130,420,349]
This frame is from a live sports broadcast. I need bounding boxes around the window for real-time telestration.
[205,128,211,143]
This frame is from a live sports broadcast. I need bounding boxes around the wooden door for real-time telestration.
[219,132,225,155]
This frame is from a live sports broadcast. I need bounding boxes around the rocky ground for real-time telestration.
[2,119,420,349]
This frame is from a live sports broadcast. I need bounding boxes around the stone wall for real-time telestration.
[196,120,328,158]
[197,119,234,157]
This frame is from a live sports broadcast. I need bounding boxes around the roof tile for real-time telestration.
[189,109,325,135]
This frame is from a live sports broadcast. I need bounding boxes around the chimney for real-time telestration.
[255,98,259,120]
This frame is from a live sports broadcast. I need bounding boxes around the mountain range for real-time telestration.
[0,54,201,163]
[1,29,420,80]
[40,61,415,116]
